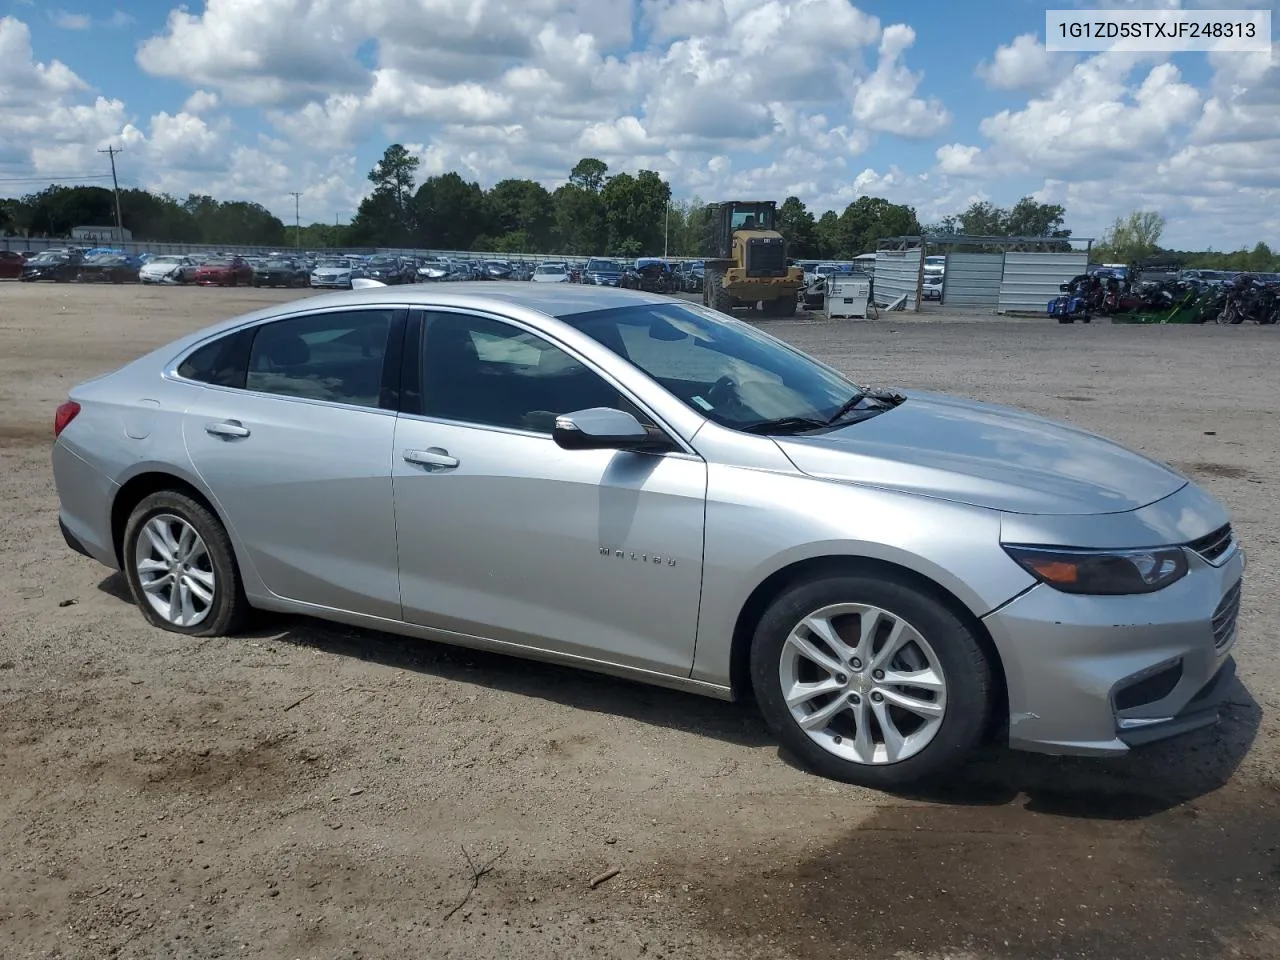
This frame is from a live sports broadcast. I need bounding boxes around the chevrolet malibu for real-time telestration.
[51,284,1244,787]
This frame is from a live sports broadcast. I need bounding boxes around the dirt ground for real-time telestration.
[1,282,1277,960]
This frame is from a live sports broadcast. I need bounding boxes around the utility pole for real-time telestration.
[98,146,124,241]
[664,199,670,259]
[288,192,302,249]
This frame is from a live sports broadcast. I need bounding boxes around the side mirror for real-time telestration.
[553,407,654,451]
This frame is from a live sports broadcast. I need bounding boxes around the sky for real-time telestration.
[0,0,1277,250]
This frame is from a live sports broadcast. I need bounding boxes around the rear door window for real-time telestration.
[244,310,396,408]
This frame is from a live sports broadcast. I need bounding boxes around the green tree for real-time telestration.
[777,196,818,259]
[569,157,608,193]
[601,170,671,256]
[1098,209,1165,263]
[835,196,920,257]
[1247,241,1274,273]
[1004,196,1069,237]
[957,201,1007,237]
[350,144,420,246]
[814,210,840,258]
[413,172,487,250]
[486,179,555,251]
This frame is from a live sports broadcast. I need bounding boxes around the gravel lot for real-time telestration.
[1,283,1277,960]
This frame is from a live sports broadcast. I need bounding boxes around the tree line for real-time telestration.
[2,142,1275,270]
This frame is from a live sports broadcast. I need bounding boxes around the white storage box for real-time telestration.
[825,276,870,319]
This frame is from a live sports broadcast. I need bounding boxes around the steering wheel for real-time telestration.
[706,375,739,408]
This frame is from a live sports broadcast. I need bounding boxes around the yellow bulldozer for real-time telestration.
[701,200,805,317]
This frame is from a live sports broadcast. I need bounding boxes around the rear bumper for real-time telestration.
[52,440,119,570]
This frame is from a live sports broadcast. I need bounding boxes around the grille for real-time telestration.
[746,238,786,277]
[1212,579,1242,650]
[1188,524,1234,564]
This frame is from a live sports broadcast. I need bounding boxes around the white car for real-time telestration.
[310,258,362,289]
[138,255,197,285]
[532,263,570,283]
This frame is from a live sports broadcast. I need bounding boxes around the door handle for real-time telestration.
[403,447,459,469]
[205,419,251,439]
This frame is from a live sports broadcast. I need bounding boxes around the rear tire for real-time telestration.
[121,491,248,638]
[750,571,992,789]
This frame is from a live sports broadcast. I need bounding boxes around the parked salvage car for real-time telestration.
[583,258,625,287]
[195,257,254,287]
[0,250,27,279]
[76,253,140,284]
[310,257,364,289]
[50,284,1244,789]
[622,259,677,293]
[20,249,83,282]
[365,256,414,285]
[139,255,198,285]
[531,262,570,283]
[253,258,309,288]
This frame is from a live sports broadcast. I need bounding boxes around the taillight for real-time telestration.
[54,400,80,439]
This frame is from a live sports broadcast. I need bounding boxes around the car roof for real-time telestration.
[163,282,676,351]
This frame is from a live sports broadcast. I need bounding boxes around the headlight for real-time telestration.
[1002,544,1188,595]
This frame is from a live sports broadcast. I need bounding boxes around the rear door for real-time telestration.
[179,305,407,619]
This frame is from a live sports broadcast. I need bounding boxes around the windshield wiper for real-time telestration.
[825,391,867,425]
[740,416,830,435]
[826,387,907,425]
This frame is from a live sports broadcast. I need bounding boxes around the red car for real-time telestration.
[194,256,254,286]
[0,250,27,279]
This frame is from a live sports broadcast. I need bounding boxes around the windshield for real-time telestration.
[204,259,232,267]
[31,253,66,263]
[562,303,863,432]
[587,259,622,273]
[317,259,350,269]
[368,258,396,267]
[536,264,565,274]
[729,204,774,231]
[264,260,295,269]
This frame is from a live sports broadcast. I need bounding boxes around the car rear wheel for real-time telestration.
[750,572,992,789]
[122,491,248,637]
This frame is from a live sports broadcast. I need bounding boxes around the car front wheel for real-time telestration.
[750,571,992,789]
[121,491,248,637]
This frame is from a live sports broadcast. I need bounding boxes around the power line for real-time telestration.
[98,146,125,239]
[0,174,113,184]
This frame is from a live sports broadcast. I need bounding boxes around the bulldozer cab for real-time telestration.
[709,201,778,259]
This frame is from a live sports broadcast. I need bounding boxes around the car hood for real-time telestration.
[774,391,1187,515]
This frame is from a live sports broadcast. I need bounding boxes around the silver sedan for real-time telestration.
[51,284,1244,788]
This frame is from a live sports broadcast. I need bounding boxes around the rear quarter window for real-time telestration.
[176,330,252,388]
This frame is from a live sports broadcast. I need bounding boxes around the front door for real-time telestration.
[392,309,707,677]
[181,306,405,620]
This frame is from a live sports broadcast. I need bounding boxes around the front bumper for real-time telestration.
[311,278,352,287]
[984,541,1244,756]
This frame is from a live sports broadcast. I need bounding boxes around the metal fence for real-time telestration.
[997,251,1089,315]
[941,253,1003,309]
[874,249,922,310]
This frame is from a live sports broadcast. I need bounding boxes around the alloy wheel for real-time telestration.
[778,602,947,765]
[133,514,216,627]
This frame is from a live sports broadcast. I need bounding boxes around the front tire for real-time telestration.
[705,268,734,314]
[121,491,248,637]
[750,572,992,789]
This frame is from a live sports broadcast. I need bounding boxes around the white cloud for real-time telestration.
[851,25,950,137]
[977,34,1074,93]
[181,90,221,115]
[52,11,91,30]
